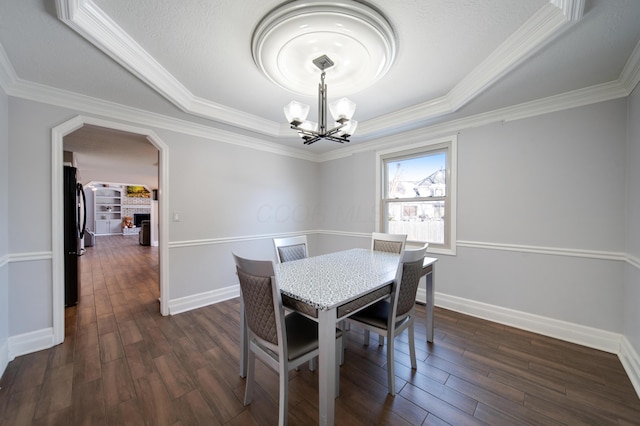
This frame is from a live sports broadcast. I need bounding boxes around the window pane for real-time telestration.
[386,200,445,244]
[386,152,446,199]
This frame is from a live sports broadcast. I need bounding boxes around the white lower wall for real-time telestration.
[8,257,52,336]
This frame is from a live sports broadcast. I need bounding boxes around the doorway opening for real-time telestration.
[52,116,169,345]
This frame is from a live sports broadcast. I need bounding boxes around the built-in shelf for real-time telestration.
[94,185,122,235]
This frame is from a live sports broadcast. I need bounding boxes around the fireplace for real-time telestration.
[133,213,150,228]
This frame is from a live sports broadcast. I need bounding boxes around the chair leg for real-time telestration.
[309,357,316,371]
[338,320,346,365]
[244,350,255,405]
[335,337,342,398]
[379,334,385,346]
[386,333,395,396]
[279,363,288,426]
[363,329,370,346]
[408,321,417,369]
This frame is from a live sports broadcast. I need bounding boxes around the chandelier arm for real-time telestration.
[290,120,346,137]
[305,135,348,145]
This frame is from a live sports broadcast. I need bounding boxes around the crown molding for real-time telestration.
[3,71,317,162]
[1,26,638,165]
[318,76,631,162]
[620,40,640,94]
[0,46,635,165]
[54,0,586,139]
[55,0,280,136]
[551,0,586,21]
[0,42,16,93]
[355,0,584,136]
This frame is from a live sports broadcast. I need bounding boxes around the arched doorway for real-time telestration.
[51,116,169,345]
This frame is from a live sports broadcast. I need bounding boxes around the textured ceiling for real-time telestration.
[1,0,640,185]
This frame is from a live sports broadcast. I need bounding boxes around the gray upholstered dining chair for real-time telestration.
[233,253,342,426]
[369,232,408,345]
[273,235,308,263]
[273,234,343,368]
[371,232,407,254]
[346,244,427,396]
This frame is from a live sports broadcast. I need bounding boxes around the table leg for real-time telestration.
[318,308,337,426]
[239,297,247,378]
[425,269,434,343]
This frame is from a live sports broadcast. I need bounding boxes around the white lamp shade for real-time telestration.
[284,101,310,124]
[297,120,318,135]
[338,119,358,136]
[329,97,356,121]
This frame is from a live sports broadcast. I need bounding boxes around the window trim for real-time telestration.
[375,135,457,255]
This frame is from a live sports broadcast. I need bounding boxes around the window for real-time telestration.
[377,136,457,254]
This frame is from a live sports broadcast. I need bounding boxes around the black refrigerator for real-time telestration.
[63,166,87,307]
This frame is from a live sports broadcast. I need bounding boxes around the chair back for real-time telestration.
[233,254,284,352]
[392,244,428,318]
[371,232,407,254]
[273,235,308,263]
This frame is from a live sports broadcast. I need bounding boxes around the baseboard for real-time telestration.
[8,327,55,360]
[419,290,622,354]
[620,336,640,398]
[0,338,8,380]
[168,285,240,315]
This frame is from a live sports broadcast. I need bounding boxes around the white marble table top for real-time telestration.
[274,248,400,311]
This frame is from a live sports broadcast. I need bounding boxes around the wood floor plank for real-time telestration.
[106,397,145,426]
[153,352,196,400]
[194,366,245,423]
[102,357,136,408]
[134,372,181,426]
[70,378,107,425]
[1,235,638,425]
[9,350,50,393]
[99,331,125,363]
[399,383,484,426]
[33,363,73,420]
[122,340,156,380]
[174,389,222,426]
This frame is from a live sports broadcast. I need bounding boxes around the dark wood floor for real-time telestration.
[1,236,639,425]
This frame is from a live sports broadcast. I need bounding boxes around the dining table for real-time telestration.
[238,247,438,425]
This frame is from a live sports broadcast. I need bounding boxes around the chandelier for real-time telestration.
[251,0,397,145]
[284,55,357,145]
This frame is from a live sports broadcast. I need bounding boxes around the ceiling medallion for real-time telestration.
[251,0,397,97]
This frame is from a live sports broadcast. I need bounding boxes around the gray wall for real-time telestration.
[624,86,640,352]
[153,126,320,300]
[2,91,639,372]
[0,85,8,369]
[320,99,628,332]
[5,97,320,333]
[7,99,61,335]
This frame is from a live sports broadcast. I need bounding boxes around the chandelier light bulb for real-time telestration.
[283,101,310,126]
[329,97,356,121]
[339,119,358,137]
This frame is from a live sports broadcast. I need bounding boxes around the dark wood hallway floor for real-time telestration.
[1,235,639,425]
